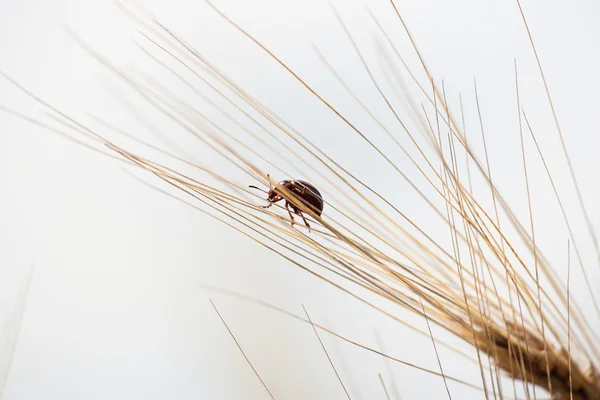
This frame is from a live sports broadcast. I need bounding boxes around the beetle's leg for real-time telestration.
[284,201,295,226]
[299,212,311,232]
[262,195,281,209]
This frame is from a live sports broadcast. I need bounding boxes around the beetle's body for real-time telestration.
[261,178,324,230]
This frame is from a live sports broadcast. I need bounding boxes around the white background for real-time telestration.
[1,0,600,399]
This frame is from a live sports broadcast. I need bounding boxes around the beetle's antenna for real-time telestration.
[249,185,267,193]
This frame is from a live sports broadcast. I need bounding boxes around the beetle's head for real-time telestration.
[266,188,279,201]
[267,180,292,201]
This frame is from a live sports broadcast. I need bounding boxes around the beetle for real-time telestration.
[250,176,324,230]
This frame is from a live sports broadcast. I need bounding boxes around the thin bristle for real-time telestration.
[1,1,599,399]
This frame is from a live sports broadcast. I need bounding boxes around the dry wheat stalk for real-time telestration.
[2,0,599,398]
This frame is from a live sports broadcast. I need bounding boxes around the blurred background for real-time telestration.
[1,0,599,398]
